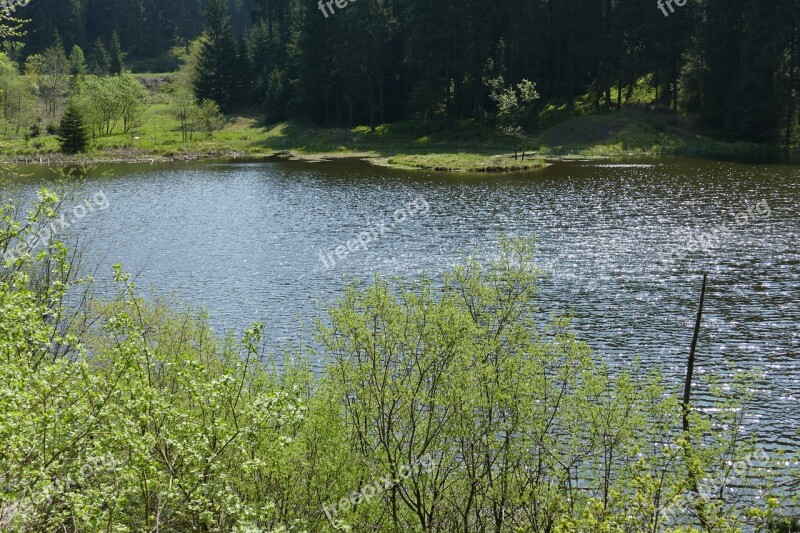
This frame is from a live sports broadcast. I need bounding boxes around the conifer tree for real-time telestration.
[69,45,87,77]
[193,0,238,112]
[57,102,89,154]
[110,31,125,75]
[88,38,111,76]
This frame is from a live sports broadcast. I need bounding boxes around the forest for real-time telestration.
[3,0,799,146]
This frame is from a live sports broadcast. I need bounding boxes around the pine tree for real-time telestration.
[89,38,111,76]
[110,31,126,75]
[193,0,238,112]
[295,0,335,123]
[69,45,87,77]
[57,102,89,154]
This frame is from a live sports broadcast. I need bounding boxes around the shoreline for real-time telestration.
[2,114,796,172]
[1,148,555,173]
[5,146,794,172]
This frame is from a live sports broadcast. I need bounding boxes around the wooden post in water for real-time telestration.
[682,272,708,432]
[682,272,710,531]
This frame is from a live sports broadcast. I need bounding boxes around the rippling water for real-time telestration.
[4,157,799,449]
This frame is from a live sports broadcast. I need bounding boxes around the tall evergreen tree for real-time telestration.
[109,31,126,75]
[88,37,111,76]
[69,45,87,77]
[193,0,238,112]
[294,0,335,123]
[57,102,89,154]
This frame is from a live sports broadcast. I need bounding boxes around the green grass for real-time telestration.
[253,121,549,172]
[532,111,782,158]
[385,152,547,172]
[0,79,786,169]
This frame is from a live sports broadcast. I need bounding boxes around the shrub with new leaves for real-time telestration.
[487,77,539,160]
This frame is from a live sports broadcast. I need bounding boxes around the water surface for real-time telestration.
[4,157,798,450]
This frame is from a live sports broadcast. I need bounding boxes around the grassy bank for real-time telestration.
[0,76,788,171]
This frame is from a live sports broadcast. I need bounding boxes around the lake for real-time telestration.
[4,157,799,451]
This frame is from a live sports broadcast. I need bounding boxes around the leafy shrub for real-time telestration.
[27,122,41,139]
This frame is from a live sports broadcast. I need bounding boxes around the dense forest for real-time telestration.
[4,0,800,144]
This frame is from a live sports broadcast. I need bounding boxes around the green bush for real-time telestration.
[27,122,41,139]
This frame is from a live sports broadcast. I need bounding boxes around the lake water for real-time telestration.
[4,157,799,451]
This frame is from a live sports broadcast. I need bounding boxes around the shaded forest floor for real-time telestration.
[256,111,784,171]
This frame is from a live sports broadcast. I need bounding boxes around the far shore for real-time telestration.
[1,113,794,173]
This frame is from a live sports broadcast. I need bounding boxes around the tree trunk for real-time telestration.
[786,21,797,151]
[682,273,712,532]
[379,72,385,125]
[368,88,375,132]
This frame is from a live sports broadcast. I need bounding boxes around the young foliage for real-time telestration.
[487,77,540,159]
